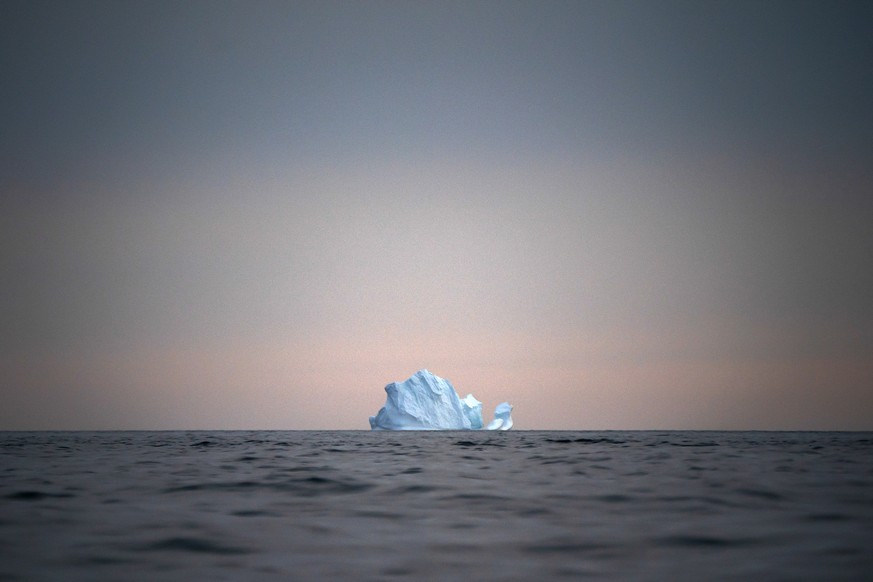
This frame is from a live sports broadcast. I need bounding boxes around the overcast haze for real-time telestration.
[2,0,872,430]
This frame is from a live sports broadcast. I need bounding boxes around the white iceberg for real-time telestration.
[369,369,512,431]
[461,394,484,430]
[486,402,514,430]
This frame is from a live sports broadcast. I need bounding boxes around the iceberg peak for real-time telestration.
[461,394,483,429]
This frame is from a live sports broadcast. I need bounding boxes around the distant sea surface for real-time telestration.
[2,431,872,580]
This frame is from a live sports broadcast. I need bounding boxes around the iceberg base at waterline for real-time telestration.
[369,369,513,431]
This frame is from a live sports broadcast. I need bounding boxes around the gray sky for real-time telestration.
[2,0,872,429]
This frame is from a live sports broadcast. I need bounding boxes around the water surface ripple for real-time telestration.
[1,431,871,580]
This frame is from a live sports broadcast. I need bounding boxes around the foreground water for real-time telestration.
[1,431,871,580]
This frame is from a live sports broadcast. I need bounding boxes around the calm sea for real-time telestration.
[1,431,871,580]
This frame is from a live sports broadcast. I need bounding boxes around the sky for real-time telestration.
[1,0,872,430]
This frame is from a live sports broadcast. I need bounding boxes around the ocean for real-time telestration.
[1,430,871,580]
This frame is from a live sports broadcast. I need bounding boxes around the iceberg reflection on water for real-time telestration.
[369,369,513,431]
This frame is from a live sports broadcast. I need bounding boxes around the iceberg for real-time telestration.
[486,402,514,430]
[369,369,513,431]
[461,394,483,430]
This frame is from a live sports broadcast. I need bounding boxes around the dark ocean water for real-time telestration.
[1,431,872,581]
